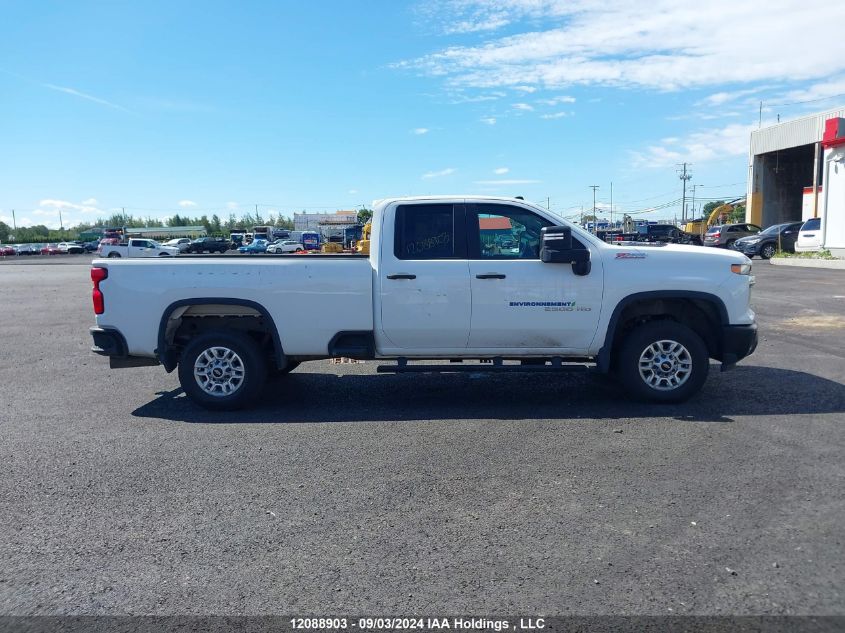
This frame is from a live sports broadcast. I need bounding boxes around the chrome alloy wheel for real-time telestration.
[638,340,693,391]
[193,346,246,396]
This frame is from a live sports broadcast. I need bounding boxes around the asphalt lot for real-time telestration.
[0,260,843,616]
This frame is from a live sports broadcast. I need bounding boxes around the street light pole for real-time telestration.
[589,185,600,233]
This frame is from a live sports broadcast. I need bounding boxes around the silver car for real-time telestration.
[703,223,762,249]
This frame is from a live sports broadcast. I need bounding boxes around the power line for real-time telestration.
[766,92,845,108]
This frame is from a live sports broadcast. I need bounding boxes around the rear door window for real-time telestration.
[394,204,466,260]
[802,218,821,231]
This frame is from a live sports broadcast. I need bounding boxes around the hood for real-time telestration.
[607,241,748,264]
[734,235,762,244]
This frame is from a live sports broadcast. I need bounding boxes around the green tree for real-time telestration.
[702,200,726,216]
[276,215,293,229]
[357,208,373,224]
[728,203,746,223]
[0,221,9,242]
[211,214,222,233]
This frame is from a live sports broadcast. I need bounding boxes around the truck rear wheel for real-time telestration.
[178,330,267,410]
[616,321,708,403]
[108,252,121,258]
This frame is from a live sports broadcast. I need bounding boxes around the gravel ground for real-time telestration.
[0,261,843,616]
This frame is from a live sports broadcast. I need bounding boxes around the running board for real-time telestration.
[377,358,593,374]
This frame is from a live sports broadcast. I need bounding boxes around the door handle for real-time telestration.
[386,273,416,280]
[476,273,506,279]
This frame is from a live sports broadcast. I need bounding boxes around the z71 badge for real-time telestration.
[616,252,647,259]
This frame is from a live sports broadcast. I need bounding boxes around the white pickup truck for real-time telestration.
[99,238,180,258]
[89,196,757,409]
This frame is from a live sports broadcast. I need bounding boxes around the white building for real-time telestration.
[293,210,358,232]
[747,107,845,256]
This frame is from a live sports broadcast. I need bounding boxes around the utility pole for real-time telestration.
[609,182,613,228]
[59,209,63,231]
[11,209,16,231]
[547,197,550,210]
[677,163,692,223]
[589,185,600,232]
[690,184,703,221]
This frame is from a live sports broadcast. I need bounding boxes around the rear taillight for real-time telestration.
[710,232,720,238]
[91,267,107,315]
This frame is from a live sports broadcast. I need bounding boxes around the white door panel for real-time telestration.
[467,259,603,350]
[465,202,604,352]
[378,202,471,350]
[379,261,471,348]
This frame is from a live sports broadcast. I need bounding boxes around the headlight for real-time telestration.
[731,262,752,275]
[745,238,760,244]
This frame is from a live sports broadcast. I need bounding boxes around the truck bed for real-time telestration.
[94,257,374,357]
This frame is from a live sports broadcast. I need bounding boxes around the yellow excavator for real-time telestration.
[355,222,372,255]
[684,202,735,236]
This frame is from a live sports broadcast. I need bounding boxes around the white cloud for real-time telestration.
[226,201,239,210]
[412,127,430,135]
[403,1,845,93]
[178,200,198,208]
[631,122,757,168]
[513,85,536,93]
[540,111,569,119]
[771,76,845,106]
[422,168,457,179]
[348,189,359,194]
[81,198,98,206]
[513,103,534,111]
[473,179,541,185]
[445,91,507,104]
[480,117,497,125]
[494,167,509,174]
[39,198,101,214]
[537,95,576,105]
[42,84,132,113]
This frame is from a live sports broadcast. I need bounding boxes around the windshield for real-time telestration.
[706,226,721,234]
[760,224,781,235]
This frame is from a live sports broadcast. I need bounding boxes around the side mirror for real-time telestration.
[540,226,591,276]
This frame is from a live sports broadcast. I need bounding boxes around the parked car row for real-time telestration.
[0,241,98,256]
[704,217,825,258]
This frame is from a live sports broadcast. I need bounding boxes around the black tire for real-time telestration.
[760,243,776,259]
[615,321,709,403]
[158,252,170,257]
[725,239,736,249]
[178,330,267,410]
[108,252,121,258]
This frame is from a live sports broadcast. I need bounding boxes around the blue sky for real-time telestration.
[2,0,845,229]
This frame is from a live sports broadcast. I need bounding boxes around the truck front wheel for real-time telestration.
[178,330,267,410]
[616,321,708,403]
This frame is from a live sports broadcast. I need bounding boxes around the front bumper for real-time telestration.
[736,242,761,256]
[719,323,758,370]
